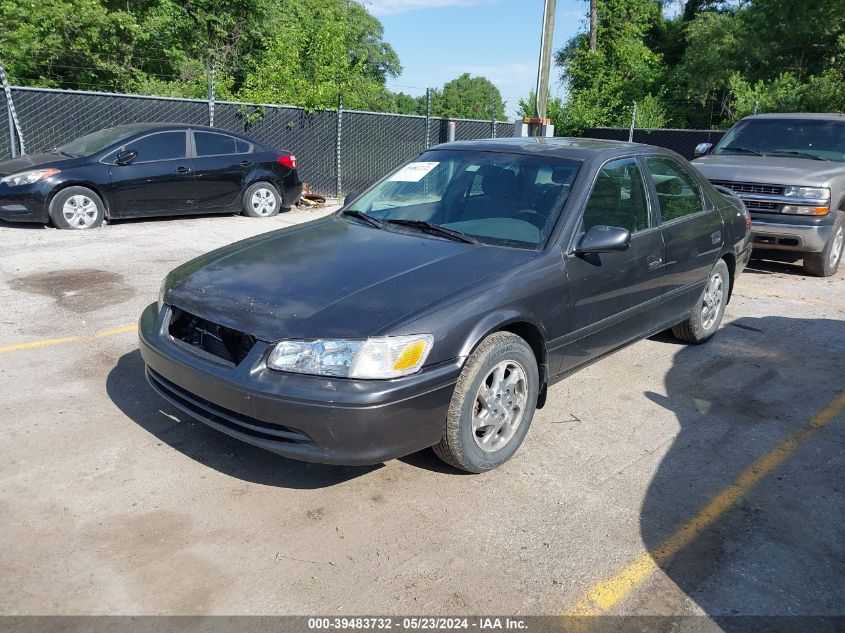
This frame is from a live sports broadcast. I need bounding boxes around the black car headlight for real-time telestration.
[1,168,60,187]
[266,335,433,379]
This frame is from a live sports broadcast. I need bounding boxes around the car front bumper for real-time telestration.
[0,181,50,223]
[750,214,834,253]
[138,302,459,465]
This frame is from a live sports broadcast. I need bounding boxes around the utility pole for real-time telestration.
[516,0,556,137]
[589,0,597,52]
[534,0,556,121]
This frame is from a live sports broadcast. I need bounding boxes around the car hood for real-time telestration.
[164,216,536,341]
[0,152,75,177]
[693,155,845,187]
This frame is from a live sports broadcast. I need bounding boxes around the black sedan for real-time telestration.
[0,123,301,229]
[139,137,751,473]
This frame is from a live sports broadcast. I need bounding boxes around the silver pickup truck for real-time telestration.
[693,113,844,276]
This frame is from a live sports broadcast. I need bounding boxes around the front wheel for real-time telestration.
[242,182,281,218]
[49,186,105,230]
[802,211,844,277]
[433,331,539,473]
[671,258,729,344]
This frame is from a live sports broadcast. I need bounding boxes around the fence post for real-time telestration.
[628,101,637,142]
[336,93,343,197]
[0,61,24,156]
[205,60,215,127]
[424,88,431,150]
[5,98,14,157]
[491,111,496,139]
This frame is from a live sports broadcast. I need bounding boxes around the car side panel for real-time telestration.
[108,159,196,218]
[557,227,665,374]
[191,153,252,211]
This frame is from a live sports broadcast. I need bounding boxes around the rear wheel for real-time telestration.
[802,211,844,277]
[48,186,105,230]
[242,182,281,218]
[433,331,539,473]
[671,259,729,344]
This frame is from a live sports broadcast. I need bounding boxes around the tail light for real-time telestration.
[277,155,296,169]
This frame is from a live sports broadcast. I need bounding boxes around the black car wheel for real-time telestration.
[802,210,844,277]
[672,258,729,344]
[49,186,105,230]
[243,182,281,218]
[433,331,539,473]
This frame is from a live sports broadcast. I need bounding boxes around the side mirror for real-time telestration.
[115,150,137,166]
[577,225,631,254]
[342,190,360,207]
[694,142,713,156]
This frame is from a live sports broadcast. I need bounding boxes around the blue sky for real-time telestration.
[365,0,589,119]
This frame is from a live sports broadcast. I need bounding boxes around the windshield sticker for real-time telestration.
[388,161,440,182]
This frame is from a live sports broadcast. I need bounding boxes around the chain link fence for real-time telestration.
[2,87,733,196]
[580,127,726,160]
[1,86,515,195]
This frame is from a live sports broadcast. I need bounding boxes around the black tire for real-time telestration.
[242,181,282,218]
[433,331,539,473]
[802,210,844,277]
[48,186,105,230]
[672,258,730,344]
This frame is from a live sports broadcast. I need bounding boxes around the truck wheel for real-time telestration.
[49,186,105,230]
[802,211,844,277]
[433,331,538,473]
[672,258,729,344]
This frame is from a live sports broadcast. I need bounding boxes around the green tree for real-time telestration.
[555,0,665,133]
[429,73,506,120]
[237,0,400,110]
[0,0,141,91]
[0,0,401,108]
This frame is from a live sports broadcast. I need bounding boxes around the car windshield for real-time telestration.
[345,149,581,249]
[713,118,845,162]
[57,126,143,158]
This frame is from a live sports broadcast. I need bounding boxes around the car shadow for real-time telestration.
[639,316,845,626]
[0,219,46,230]
[106,350,381,489]
[743,258,806,276]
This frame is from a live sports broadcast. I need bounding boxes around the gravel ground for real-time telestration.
[1,209,843,619]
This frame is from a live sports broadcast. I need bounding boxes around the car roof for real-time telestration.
[741,113,845,122]
[100,122,256,138]
[429,136,666,160]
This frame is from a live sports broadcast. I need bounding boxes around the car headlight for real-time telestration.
[783,186,830,201]
[0,168,60,187]
[267,334,434,379]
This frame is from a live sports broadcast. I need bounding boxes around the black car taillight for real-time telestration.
[277,155,296,169]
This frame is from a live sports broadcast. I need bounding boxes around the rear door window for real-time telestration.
[646,156,703,223]
[194,132,239,157]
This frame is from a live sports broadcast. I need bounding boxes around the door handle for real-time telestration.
[175,166,191,174]
[239,160,252,167]
[647,255,663,271]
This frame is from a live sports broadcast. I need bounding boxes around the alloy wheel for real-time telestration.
[472,360,528,452]
[701,270,724,330]
[830,225,843,268]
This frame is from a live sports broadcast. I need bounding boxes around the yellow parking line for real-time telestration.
[0,324,137,353]
[563,390,845,616]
